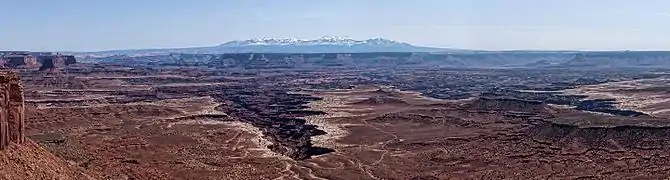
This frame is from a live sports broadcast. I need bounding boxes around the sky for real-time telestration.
[1,0,670,51]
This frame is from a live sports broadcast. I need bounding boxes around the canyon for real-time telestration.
[3,50,670,179]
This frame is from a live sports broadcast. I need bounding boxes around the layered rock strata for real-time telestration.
[0,71,24,149]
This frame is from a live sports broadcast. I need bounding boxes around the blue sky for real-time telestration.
[1,0,669,51]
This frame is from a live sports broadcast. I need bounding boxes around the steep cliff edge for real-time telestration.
[529,115,670,153]
[0,71,97,179]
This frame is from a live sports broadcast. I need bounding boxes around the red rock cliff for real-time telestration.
[0,71,24,149]
[38,55,77,72]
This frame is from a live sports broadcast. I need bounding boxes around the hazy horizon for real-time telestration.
[2,0,670,52]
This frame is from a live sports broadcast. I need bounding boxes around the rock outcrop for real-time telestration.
[529,118,670,152]
[0,71,24,149]
[1,52,76,71]
[0,55,40,68]
[38,55,77,72]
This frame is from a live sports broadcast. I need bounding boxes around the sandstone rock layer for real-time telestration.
[0,71,24,149]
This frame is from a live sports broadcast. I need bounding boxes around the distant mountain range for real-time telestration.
[68,37,670,69]
[73,37,466,57]
[86,50,670,70]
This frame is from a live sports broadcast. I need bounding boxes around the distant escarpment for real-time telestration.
[480,90,649,117]
[560,51,670,67]
[92,52,575,69]
[0,52,76,71]
[0,55,40,68]
[529,117,670,152]
[89,51,670,69]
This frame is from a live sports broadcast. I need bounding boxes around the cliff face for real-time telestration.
[530,120,670,151]
[0,71,24,149]
[0,55,40,68]
[1,53,76,70]
[38,55,77,72]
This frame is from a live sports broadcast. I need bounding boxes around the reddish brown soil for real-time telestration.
[25,103,293,179]
[296,89,670,179]
[14,67,670,179]
[0,140,99,180]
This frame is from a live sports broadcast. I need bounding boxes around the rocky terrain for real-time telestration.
[0,71,97,180]
[0,140,99,180]
[2,50,670,179]
[0,71,24,149]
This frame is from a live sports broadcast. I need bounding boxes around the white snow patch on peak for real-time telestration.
[220,37,407,46]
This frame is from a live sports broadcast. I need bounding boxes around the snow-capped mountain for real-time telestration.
[74,37,460,56]
[220,37,409,46]
[214,37,446,53]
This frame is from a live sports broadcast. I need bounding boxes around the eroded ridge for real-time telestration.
[0,71,25,149]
